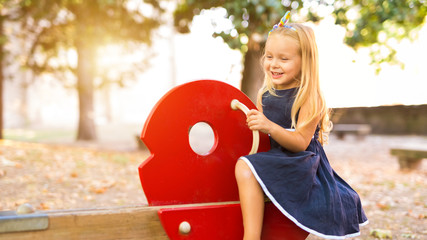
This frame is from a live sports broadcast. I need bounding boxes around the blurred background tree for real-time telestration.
[0,0,19,139]
[0,3,5,139]
[174,0,427,101]
[0,0,32,139]
[0,0,163,140]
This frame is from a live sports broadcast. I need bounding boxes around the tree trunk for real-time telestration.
[0,17,4,139]
[240,42,264,103]
[75,32,97,140]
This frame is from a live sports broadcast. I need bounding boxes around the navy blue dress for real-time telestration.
[241,88,368,239]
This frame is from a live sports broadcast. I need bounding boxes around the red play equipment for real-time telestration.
[139,80,308,239]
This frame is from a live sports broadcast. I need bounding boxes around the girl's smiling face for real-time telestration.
[263,34,302,90]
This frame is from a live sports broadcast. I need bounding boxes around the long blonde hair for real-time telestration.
[261,23,332,144]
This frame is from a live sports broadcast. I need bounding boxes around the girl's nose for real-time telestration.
[271,58,279,68]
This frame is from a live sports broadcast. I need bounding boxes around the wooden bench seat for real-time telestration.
[0,205,168,240]
[390,147,427,170]
[332,124,371,139]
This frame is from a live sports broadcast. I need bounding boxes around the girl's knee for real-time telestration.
[235,159,255,182]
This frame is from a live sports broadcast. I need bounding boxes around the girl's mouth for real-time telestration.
[271,71,283,79]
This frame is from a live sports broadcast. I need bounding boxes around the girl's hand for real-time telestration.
[246,109,273,134]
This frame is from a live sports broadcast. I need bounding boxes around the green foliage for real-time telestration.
[174,0,427,71]
[15,0,163,82]
[331,0,427,72]
[335,0,427,47]
[175,0,289,52]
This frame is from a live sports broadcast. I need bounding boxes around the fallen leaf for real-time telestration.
[38,202,50,210]
[370,229,392,239]
[377,202,391,210]
[91,187,107,194]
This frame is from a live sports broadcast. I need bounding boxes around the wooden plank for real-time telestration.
[390,148,427,159]
[0,205,168,240]
[0,202,242,240]
[332,124,371,139]
[0,211,48,233]
[333,124,371,133]
[390,148,427,170]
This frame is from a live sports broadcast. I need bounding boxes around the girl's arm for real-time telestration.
[256,89,264,112]
[247,93,319,153]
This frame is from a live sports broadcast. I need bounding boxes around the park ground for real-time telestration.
[0,129,426,239]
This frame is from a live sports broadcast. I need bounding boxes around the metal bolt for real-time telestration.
[179,221,191,234]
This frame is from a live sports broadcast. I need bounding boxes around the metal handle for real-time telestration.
[230,99,260,155]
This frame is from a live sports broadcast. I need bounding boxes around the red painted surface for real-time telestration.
[158,202,308,240]
[261,203,309,239]
[139,80,308,239]
[139,80,270,206]
[158,203,243,240]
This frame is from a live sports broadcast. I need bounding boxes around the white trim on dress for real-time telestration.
[240,157,369,239]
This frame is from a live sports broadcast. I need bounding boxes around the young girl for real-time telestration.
[235,12,368,239]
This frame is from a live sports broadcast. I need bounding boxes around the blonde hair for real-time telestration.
[261,23,332,144]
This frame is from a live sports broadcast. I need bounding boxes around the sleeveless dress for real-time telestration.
[240,88,368,239]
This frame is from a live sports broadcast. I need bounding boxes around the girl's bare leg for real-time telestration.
[235,159,265,240]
